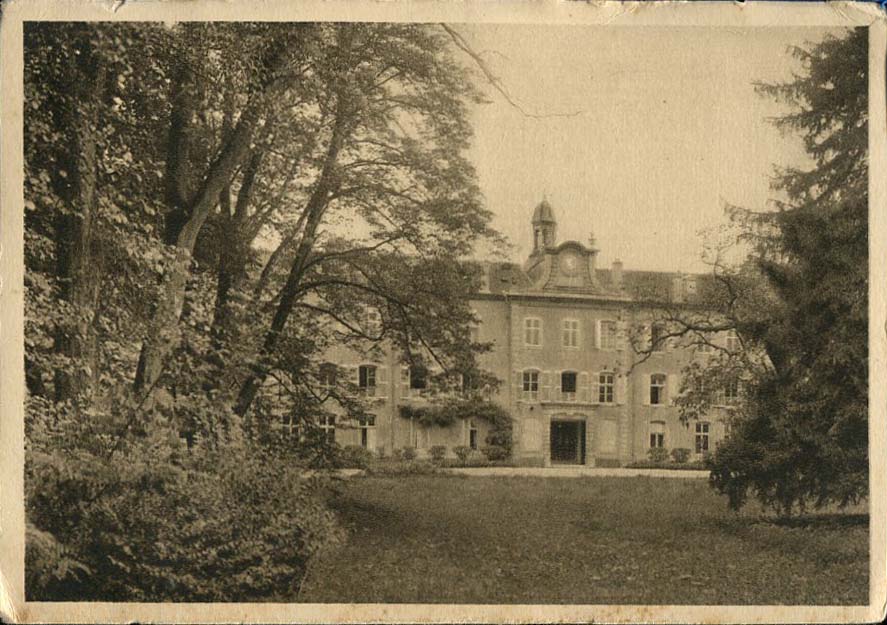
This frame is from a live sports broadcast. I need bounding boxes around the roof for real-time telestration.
[531,199,556,224]
[478,261,716,305]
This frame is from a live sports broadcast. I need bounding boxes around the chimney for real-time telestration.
[671,274,685,303]
[611,259,623,289]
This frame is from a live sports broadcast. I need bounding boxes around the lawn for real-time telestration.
[296,475,868,605]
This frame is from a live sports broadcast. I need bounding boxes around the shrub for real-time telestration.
[25,413,343,601]
[398,447,417,461]
[429,445,447,463]
[452,445,472,465]
[481,445,508,462]
[671,447,691,464]
[647,447,669,463]
[365,460,438,477]
[375,445,387,460]
[338,445,374,469]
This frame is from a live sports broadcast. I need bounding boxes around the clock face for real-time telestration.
[559,252,581,276]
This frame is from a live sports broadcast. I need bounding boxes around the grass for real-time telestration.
[296,475,868,605]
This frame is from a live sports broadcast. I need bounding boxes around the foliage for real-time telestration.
[626,459,707,471]
[671,448,691,464]
[647,447,670,464]
[25,402,343,601]
[706,28,869,514]
[398,397,513,456]
[635,28,868,514]
[452,445,472,465]
[338,445,375,470]
[481,445,509,462]
[398,447,418,461]
[364,459,438,477]
[23,21,502,600]
[429,445,447,462]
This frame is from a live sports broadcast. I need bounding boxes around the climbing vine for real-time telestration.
[398,397,513,455]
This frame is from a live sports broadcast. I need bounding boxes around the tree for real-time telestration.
[638,28,868,514]
[23,22,505,599]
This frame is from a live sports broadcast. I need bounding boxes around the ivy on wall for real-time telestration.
[398,397,513,454]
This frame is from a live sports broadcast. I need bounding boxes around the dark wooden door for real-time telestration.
[550,420,585,464]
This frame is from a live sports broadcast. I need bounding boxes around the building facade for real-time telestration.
[304,199,733,466]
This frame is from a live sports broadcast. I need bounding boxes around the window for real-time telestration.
[358,415,375,448]
[409,365,428,392]
[319,362,337,390]
[651,323,667,351]
[560,371,577,401]
[725,329,740,352]
[522,370,539,400]
[649,421,665,448]
[468,420,478,450]
[524,317,542,347]
[695,421,710,453]
[562,319,579,348]
[359,365,377,396]
[470,324,480,343]
[363,307,382,337]
[599,372,615,404]
[320,414,336,444]
[280,413,300,436]
[650,373,666,405]
[600,320,617,350]
[723,379,739,405]
[696,336,714,353]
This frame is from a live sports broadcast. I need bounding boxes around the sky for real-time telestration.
[457,25,845,273]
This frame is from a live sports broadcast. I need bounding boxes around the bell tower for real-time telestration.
[531,198,557,253]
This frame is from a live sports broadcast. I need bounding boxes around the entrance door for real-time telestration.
[550,420,586,464]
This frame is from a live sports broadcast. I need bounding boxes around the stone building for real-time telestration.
[284,199,735,466]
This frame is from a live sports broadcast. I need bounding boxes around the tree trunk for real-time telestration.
[134,50,291,394]
[234,108,351,416]
[211,150,263,342]
[52,40,105,403]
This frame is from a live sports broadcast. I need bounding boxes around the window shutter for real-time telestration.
[513,369,522,401]
[377,365,388,391]
[668,373,680,404]
[642,373,651,405]
[579,371,589,403]
[400,366,410,396]
[349,365,359,385]
[555,371,563,395]
[616,320,628,351]
[594,320,602,349]
[541,370,551,401]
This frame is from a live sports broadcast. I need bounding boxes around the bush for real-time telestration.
[429,445,447,463]
[338,445,374,469]
[647,447,669,463]
[25,412,343,601]
[375,445,387,460]
[365,459,438,477]
[452,445,472,465]
[398,447,417,461]
[481,445,508,462]
[671,448,691,464]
